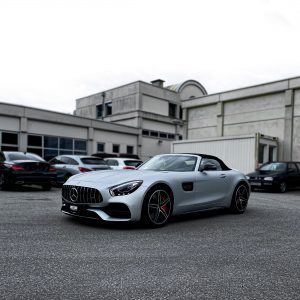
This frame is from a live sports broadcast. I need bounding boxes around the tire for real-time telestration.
[41,184,52,191]
[141,185,173,228]
[278,181,287,193]
[230,183,249,214]
[0,173,10,190]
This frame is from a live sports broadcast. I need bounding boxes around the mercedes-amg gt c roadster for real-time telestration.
[61,154,250,227]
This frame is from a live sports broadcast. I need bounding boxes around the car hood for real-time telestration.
[65,169,168,187]
[247,171,282,177]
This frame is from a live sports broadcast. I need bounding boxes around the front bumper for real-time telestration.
[249,180,279,190]
[61,183,147,222]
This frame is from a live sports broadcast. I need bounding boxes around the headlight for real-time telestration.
[109,180,143,196]
[264,177,274,181]
[245,175,250,180]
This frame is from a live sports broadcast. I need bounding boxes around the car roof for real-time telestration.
[105,157,142,161]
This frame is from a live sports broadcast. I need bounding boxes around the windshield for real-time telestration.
[259,162,286,172]
[124,160,143,167]
[7,152,44,162]
[138,155,197,172]
[80,157,107,165]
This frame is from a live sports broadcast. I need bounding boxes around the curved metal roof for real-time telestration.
[166,80,207,95]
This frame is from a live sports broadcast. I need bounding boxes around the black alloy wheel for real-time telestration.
[142,186,173,227]
[230,183,249,214]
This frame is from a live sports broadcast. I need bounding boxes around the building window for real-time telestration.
[179,106,183,119]
[113,144,120,153]
[105,102,112,116]
[142,130,149,136]
[127,145,134,154]
[159,132,167,139]
[96,104,103,118]
[28,135,42,147]
[74,140,86,151]
[97,143,105,152]
[1,132,18,151]
[60,138,73,150]
[169,103,177,118]
[150,131,158,137]
[168,134,175,140]
[44,136,58,148]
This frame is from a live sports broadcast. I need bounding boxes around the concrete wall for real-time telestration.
[0,102,139,157]
[182,77,300,161]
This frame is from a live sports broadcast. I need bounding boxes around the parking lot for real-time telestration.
[0,187,299,300]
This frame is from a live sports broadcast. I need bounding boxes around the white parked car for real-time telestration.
[105,157,143,170]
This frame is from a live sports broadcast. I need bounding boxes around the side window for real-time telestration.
[0,152,5,162]
[288,163,297,173]
[296,163,300,170]
[200,158,222,171]
[67,158,79,165]
[107,159,118,166]
[60,156,71,164]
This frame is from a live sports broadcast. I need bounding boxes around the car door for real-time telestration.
[195,158,232,208]
[286,163,299,188]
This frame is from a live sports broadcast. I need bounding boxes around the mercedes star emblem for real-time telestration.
[70,187,78,202]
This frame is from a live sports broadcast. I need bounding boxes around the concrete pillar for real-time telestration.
[283,90,294,160]
[19,117,27,152]
[216,102,224,136]
[182,108,188,139]
[87,127,94,155]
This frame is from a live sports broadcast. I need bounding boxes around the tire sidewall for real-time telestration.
[141,185,173,228]
[230,183,249,214]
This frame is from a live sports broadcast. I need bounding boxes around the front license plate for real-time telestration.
[251,182,261,186]
[70,205,78,212]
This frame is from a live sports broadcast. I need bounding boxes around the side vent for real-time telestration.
[182,182,194,192]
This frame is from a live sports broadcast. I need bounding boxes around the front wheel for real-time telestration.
[230,184,249,214]
[278,181,287,193]
[141,186,173,228]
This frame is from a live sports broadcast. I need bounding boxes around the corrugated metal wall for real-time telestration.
[172,135,256,174]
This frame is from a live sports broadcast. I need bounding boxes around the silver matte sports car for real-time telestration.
[61,154,250,227]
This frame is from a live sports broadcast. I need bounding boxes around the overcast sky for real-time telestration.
[0,0,300,114]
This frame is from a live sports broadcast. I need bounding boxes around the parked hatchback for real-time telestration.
[105,157,143,170]
[0,151,56,190]
[246,161,300,192]
[49,155,111,184]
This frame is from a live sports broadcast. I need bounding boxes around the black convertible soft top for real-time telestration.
[182,153,231,171]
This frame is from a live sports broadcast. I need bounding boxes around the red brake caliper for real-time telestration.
[160,195,169,214]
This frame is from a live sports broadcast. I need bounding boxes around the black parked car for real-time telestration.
[0,151,57,190]
[246,161,300,193]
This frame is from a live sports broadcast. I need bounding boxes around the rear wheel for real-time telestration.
[0,173,11,190]
[141,185,173,227]
[230,183,249,214]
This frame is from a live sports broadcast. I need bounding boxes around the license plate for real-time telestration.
[70,205,78,212]
[251,182,261,186]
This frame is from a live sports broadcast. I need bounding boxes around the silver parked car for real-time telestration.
[49,155,111,183]
[61,154,250,227]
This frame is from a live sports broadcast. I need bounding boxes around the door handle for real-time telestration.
[220,174,226,178]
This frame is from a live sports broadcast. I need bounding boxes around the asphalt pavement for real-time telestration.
[0,187,299,300]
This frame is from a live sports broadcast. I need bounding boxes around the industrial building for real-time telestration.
[0,76,299,165]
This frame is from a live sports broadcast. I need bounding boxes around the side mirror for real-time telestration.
[200,163,217,172]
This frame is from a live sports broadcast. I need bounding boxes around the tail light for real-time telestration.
[79,167,92,173]
[49,166,56,172]
[123,166,136,170]
[9,164,25,171]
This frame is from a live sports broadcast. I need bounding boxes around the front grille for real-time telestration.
[62,185,103,204]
